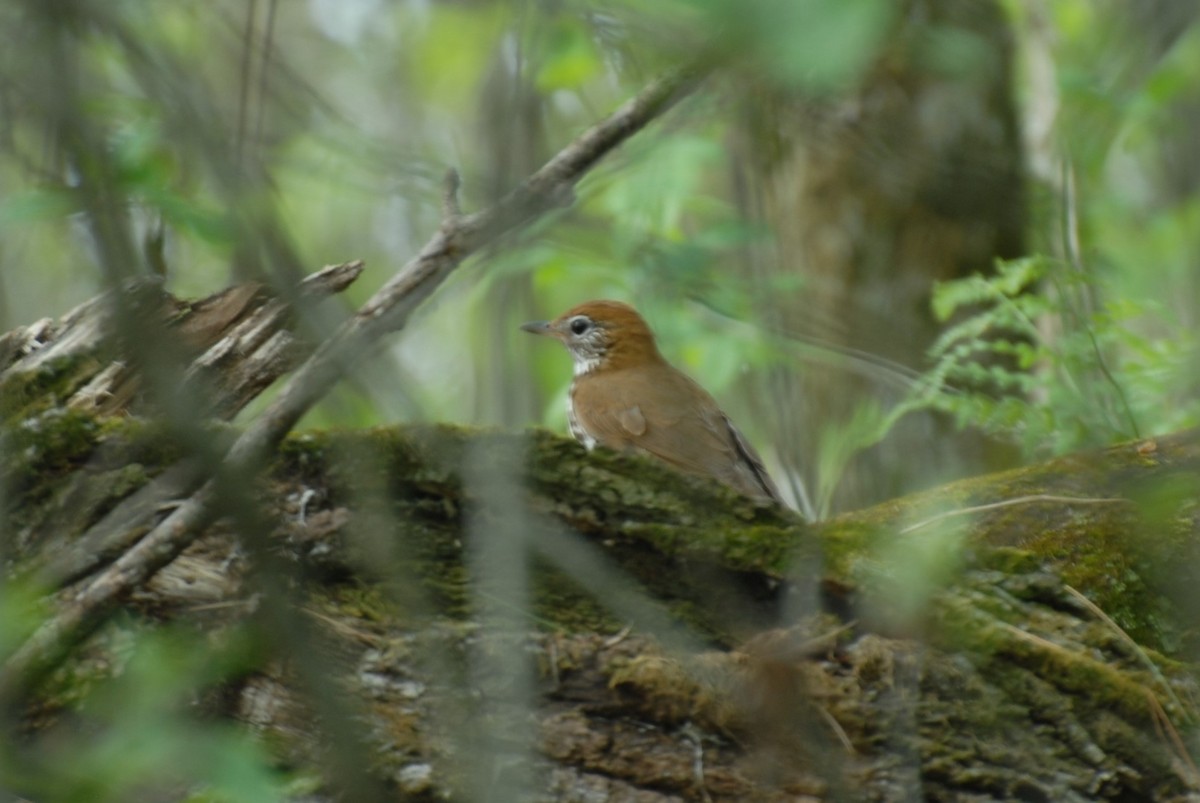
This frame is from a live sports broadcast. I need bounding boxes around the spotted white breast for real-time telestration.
[566,383,597,450]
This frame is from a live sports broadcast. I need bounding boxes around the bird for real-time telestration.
[520,300,783,505]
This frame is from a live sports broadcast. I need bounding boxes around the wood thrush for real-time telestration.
[521,300,783,504]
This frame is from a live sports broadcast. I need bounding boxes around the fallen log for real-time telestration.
[4,360,1198,799]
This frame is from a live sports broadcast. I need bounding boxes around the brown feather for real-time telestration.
[527,300,783,505]
[572,361,782,503]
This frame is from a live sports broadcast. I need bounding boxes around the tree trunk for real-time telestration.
[732,0,1027,514]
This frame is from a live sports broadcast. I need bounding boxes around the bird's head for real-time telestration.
[521,300,662,375]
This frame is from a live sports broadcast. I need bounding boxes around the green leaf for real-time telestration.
[0,189,77,225]
[536,20,602,91]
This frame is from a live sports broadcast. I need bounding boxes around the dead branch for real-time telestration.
[0,66,706,702]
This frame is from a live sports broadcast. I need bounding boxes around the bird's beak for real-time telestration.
[520,320,552,336]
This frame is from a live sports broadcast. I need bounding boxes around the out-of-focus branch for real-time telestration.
[246,65,704,463]
[0,260,364,421]
[0,65,707,702]
[3,262,361,594]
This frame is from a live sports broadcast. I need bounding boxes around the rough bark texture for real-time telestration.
[0,260,364,423]
[731,0,1027,512]
[3,278,1199,802]
[0,69,708,705]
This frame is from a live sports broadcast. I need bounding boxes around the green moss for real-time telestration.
[937,596,1156,724]
[3,408,103,494]
[1008,516,1174,650]
[816,432,1200,655]
[810,520,879,581]
[0,357,102,423]
[412,554,471,619]
[98,417,189,468]
[619,520,794,574]
[530,563,623,634]
[977,547,1042,575]
[266,425,809,639]
[311,583,392,626]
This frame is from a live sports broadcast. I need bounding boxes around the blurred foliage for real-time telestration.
[1,0,1199,798]
[905,0,1200,458]
[0,607,288,801]
[922,256,1200,456]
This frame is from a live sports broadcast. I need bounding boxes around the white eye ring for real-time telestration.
[569,317,590,335]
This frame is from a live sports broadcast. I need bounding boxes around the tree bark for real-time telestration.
[3,281,1198,800]
[731,0,1027,514]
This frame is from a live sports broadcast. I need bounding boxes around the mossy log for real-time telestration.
[3,277,1199,801]
[4,397,1200,800]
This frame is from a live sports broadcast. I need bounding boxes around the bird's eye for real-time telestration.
[570,318,590,335]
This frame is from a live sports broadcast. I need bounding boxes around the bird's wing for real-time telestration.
[576,365,780,502]
[717,412,784,504]
[615,405,646,437]
[570,377,643,450]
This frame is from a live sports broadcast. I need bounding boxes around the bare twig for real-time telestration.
[440,168,462,223]
[681,723,714,803]
[18,262,365,594]
[0,66,706,702]
[898,494,1130,534]
[186,259,367,417]
[297,259,366,295]
[1063,585,1193,720]
[816,703,856,755]
[1146,688,1200,785]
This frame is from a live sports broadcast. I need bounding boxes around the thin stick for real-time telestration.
[817,703,857,755]
[898,494,1129,534]
[1063,584,1192,721]
[0,65,707,702]
[1146,688,1200,784]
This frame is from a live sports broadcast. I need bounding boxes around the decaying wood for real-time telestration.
[1,244,1198,803]
[0,66,705,705]
[182,259,366,417]
[0,260,364,420]
[0,260,364,597]
[2,62,1198,802]
[4,386,1200,800]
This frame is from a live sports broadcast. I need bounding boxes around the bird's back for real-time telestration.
[571,361,781,502]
